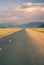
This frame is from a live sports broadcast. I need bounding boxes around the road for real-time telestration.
[0,28,44,65]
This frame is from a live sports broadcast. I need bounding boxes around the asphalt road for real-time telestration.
[0,29,44,65]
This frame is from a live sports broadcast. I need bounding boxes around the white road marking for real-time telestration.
[14,36,16,38]
[9,39,12,42]
[0,48,2,51]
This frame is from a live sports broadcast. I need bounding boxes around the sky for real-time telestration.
[0,0,44,24]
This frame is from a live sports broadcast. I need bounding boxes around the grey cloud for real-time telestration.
[20,3,44,9]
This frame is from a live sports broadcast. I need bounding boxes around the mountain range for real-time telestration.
[17,22,44,28]
[0,22,44,28]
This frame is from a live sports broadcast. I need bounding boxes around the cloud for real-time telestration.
[20,2,44,8]
[20,0,44,3]
[5,16,19,21]
[0,2,44,24]
[0,18,3,21]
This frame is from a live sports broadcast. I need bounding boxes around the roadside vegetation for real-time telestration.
[0,28,22,38]
[31,28,44,33]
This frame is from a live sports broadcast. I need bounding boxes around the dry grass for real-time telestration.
[31,28,44,32]
[0,28,22,38]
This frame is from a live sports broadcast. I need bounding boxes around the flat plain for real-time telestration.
[0,28,22,38]
[31,28,44,32]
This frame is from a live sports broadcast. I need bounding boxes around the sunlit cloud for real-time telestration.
[5,16,19,21]
[0,2,44,24]
[0,18,3,21]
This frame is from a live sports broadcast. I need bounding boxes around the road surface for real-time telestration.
[0,28,44,65]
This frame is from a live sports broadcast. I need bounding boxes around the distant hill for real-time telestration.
[0,23,17,28]
[0,22,44,28]
[38,24,44,27]
[18,22,44,28]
